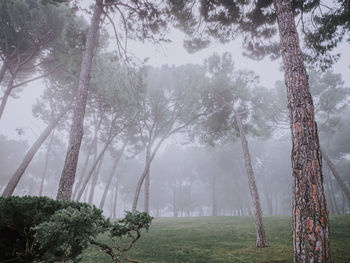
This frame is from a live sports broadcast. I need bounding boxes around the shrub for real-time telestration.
[0,196,106,262]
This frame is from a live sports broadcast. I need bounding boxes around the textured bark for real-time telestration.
[88,152,105,205]
[234,112,269,248]
[322,149,350,202]
[143,169,150,213]
[2,113,65,197]
[39,130,55,196]
[57,0,103,200]
[273,0,332,262]
[99,141,127,210]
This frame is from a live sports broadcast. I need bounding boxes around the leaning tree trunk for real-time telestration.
[57,0,103,200]
[0,63,7,85]
[99,141,127,210]
[143,169,150,213]
[2,114,64,197]
[0,70,16,120]
[39,130,55,196]
[76,136,114,202]
[273,0,332,262]
[88,153,105,205]
[234,112,268,248]
[321,148,350,202]
[112,180,119,219]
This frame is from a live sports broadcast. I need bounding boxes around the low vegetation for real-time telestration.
[81,215,350,263]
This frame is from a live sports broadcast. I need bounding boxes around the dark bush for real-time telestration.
[0,196,106,262]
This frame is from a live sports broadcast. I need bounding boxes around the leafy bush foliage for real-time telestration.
[0,196,106,262]
[0,196,153,263]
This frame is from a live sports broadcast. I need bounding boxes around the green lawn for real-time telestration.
[81,215,350,263]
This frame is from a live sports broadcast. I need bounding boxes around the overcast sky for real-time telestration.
[0,25,349,144]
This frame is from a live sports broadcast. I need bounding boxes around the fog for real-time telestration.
[1,0,349,220]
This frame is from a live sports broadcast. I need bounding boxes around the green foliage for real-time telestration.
[81,215,350,263]
[110,211,152,237]
[0,196,106,263]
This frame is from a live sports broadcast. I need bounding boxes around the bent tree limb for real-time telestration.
[234,111,268,248]
[273,0,331,262]
[57,0,104,200]
[2,109,68,197]
[321,148,350,202]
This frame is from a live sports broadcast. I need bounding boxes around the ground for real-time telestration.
[81,215,350,263]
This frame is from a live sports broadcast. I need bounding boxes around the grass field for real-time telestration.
[81,215,350,263]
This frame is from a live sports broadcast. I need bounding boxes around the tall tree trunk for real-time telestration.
[73,116,103,197]
[173,183,178,217]
[99,141,127,210]
[57,0,103,200]
[0,63,7,85]
[143,169,150,213]
[211,175,217,216]
[76,137,113,202]
[88,153,105,205]
[112,180,119,219]
[321,149,350,202]
[39,130,55,196]
[234,112,268,248]
[328,179,340,214]
[0,72,16,120]
[273,1,332,262]
[2,113,65,197]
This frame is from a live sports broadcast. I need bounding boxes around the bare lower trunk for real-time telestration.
[143,169,150,213]
[132,159,151,212]
[234,112,268,248]
[0,63,7,85]
[39,130,55,196]
[322,148,350,202]
[99,141,127,210]
[2,118,61,197]
[88,153,105,205]
[273,1,331,262]
[57,1,103,200]
[0,73,15,120]
[76,138,112,202]
[112,181,118,219]
[211,175,217,216]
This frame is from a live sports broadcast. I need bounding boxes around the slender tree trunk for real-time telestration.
[234,112,268,247]
[0,63,7,85]
[143,169,150,213]
[57,0,103,200]
[173,183,178,217]
[273,1,331,262]
[0,73,15,120]
[73,116,103,197]
[329,180,340,214]
[39,130,55,196]
[99,141,127,209]
[112,180,118,219]
[211,175,217,216]
[88,152,104,205]
[2,116,63,197]
[321,149,350,202]
[76,137,113,202]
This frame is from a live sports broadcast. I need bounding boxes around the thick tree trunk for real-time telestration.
[321,149,350,202]
[88,152,105,205]
[39,130,55,196]
[76,138,112,202]
[143,169,150,213]
[99,141,127,210]
[2,115,64,197]
[57,0,103,200]
[234,112,269,248]
[273,1,332,262]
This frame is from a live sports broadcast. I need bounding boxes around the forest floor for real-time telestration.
[81,215,350,263]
